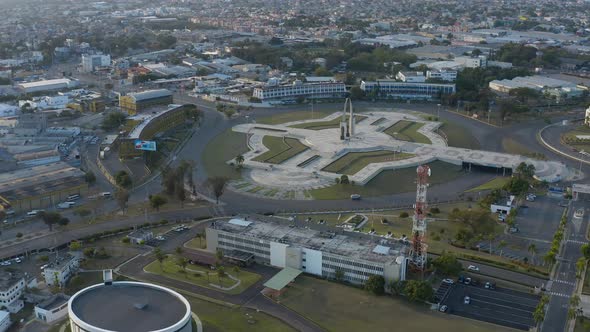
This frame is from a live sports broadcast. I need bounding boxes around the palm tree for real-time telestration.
[487,234,495,255]
[233,266,240,277]
[217,266,226,286]
[154,248,165,270]
[498,240,507,258]
[196,232,204,247]
[235,155,245,168]
[216,249,224,263]
[528,243,537,265]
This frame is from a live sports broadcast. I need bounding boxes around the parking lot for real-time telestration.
[440,283,540,331]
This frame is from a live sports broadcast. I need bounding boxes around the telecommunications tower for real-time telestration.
[410,165,430,270]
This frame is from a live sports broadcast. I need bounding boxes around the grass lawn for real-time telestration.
[562,125,590,152]
[289,115,367,130]
[311,161,463,199]
[280,276,511,332]
[439,121,480,149]
[185,237,207,250]
[583,262,590,295]
[322,150,414,175]
[256,109,338,125]
[465,177,510,193]
[144,256,260,295]
[253,136,309,164]
[186,295,296,332]
[575,317,590,332]
[383,120,431,144]
[502,138,547,160]
[202,128,249,179]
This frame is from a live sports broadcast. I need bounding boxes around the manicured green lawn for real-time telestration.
[383,120,431,144]
[311,161,463,199]
[289,115,367,130]
[202,129,249,179]
[439,121,480,149]
[144,256,260,295]
[322,150,414,175]
[465,177,510,193]
[280,276,512,332]
[187,296,296,332]
[253,136,309,164]
[185,237,206,250]
[575,317,590,332]
[562,125,590,152]
[257,109,338,125]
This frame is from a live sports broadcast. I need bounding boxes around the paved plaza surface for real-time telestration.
[232,109,574,197]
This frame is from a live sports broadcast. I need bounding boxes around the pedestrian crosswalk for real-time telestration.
[547,292,571,298]
[567,239,587,245]
[552,280,576,286]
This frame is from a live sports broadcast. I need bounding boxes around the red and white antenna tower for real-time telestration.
[410,165,430,270]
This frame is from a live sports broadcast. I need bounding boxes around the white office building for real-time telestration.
[43,254,80,287]
[81,54,111,73]
[34,294,70,324]
[360,80,456,100]
[426,69,457,82]
[0,310,10,332]
[454,55,487,68]
[206,218,408,286]
[0,271,25,314]
[252,80,346,101]
[396,71,426,83]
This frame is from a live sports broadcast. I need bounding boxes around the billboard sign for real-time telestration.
[134,140,157,151]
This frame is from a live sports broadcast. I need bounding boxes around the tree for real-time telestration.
[84,171,96,184]
[115,171,132,188]
[176,184,186,207]
[340,174,350,185]
[498,240,507,258]
[233,266,240,277]
[235,155,245,168]
[216,248,224,263]
[175,246,183,255]
[389,280,406,296]
[207,177,228,204]
[581,244,590,261]
[176,257,188,272]
[515,162,536,179]
[149,195,167,211]
[69,241,82,251]
[39,211,62,231]
[576,257,586,279]
[115,188,130,212]
[58,217,70,227]
[154,247,165,269]
[217,266,226,286]
[432,252,462,276]
[334,268,344,282]
[101,112,127,130]
[404,280,434,302]
[349,86,364,100]
[364,275,385,295]
[528,243,538,265]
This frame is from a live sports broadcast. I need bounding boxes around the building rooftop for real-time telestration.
[36,293,70,311]
[212,217,408,264]
[70,282,189,332]
[44,253,78,272]
[127,89,172,102]
[0,270,24,291]
[128,229,153,239]
[127,104,183,139]
[17,78,72,89]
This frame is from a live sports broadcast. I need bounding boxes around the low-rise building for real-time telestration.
[43,254,80,287]
[127,229,153,244]
[34,293,70,324]
[396,71,426,83]
[426,69,457,82]
[14,113,47,136]
[252,80,346,102]
[0,271,25,314]
[489,75,586,98]
[360,80,456,100]
[119,89,173,115]
[206,218,408,287]
[16,79,78,94]
[81,54,111,73]
[0,310,10,332]
[490,195,516,214]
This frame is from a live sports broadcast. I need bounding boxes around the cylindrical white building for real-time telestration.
[68,281,192,332]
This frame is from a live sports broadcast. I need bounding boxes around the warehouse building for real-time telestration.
[68,277,192,332]
[119,89,173,114]
[0,161,87,213]
[17,79,78,94]
[34,294,70,324]
[489,75,586,98]
[206,218,408,287]
[360,80,456,100]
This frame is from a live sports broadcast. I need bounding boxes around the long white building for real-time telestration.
[206,218,408,286]
[252,80,346,101]
[360,80,456,100]
[17,79,78,94]
[0,271,25,314]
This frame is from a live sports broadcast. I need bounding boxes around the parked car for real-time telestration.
[464,296,471,304]
[439,305,448,313]
[467,265,479,272]
[350,194,361,200]
[442,278,454,284]
[155,236,166,241]
[574,209,585,219]
[485,281,496,289]
[464,277,472,285]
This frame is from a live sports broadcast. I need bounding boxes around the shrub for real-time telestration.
[399,212,409,218]
[121,237,130,244]
[16,233,23,238]
[430,207,440,214]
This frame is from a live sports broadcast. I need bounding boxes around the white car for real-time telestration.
[467,265,479,272]
[442,278,454,284]
[574,209,585,219]
[464,296,471,304]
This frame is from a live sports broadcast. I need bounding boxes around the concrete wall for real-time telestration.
[285,247,302,270]
[270,242,288,268]
[205,228,218,253]
[302,248,322,276]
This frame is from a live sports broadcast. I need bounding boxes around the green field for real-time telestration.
[439,121,480,149]
[144,256,260,295]
[383,120,431,144]
[289,115,367,130]
[253,136,309,164]
[562,125,590,152]
[466,177,510,193]
[257,109,338,125]
[187,296,296,332]
[575,317,590,332]
[185,237,206,250]
[280,276,512,332]
[202,129,249,179]
[322,150,414,175]
[311,161,463,199]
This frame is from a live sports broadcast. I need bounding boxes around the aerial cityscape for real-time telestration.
[1,0,590,331]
